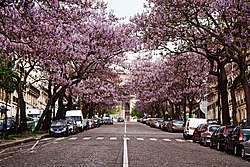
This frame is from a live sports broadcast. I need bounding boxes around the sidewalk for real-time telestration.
[0,133,49,149]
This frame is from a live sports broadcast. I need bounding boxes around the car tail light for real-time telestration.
[205,131,211,136]
[222,127,226,134]
[239,132,243,142]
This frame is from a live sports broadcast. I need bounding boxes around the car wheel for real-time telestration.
[199,138,202,145]
[183,133,187,139]
[192,137,196,143]
[217,142,221,151]
[225,143,229,153]
[210,141,213,148]
[242,147,247,159]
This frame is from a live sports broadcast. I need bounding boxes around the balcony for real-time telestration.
[27,83,40,98]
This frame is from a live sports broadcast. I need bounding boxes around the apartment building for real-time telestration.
[206,60,250,124]
[0,65,49,119]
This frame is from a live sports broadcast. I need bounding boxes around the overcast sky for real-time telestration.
[105,0,145,21]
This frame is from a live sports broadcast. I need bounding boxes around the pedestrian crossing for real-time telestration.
[41,137,192,143]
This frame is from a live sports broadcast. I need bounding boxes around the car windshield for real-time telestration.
[174,121,184,124]
[242,129,250,136]
[67,116,81,122]
[225,127,234,135]
[209,126,220,132]
[51,121,66,126]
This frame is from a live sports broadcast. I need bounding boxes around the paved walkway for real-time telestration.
[0,134,48,149]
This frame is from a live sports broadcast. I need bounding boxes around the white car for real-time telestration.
[183,118,207,139]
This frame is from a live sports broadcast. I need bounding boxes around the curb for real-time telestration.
[0,133,49,150]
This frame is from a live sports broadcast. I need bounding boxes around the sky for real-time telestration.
[104,0,145,22]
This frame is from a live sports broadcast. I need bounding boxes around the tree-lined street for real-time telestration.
[0,0,250,166]
[0,122,250,167]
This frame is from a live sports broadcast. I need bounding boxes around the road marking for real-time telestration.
[83,137,91,140]
[123,136,128,167]
[163,139,171,142]
[96,137,104,140]
[176,139,185,142]
[123,137,130,140]
[110,137,117,140]
[149,138,157,141]
[41,138,52,141]
[31,140,39,150]
[188,140,193,142]
[69,137,77,140]
[55,137,65,141]
[137,138,144,141]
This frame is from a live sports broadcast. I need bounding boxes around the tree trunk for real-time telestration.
[66,94,73,110]
[188,96,194,118]
[18,83,28,135]
[55,92,65,120]
[183,96,187,124]
[237,57,250,126]
[219,65,230,125]
[34,86,67,132]
[230,76,240,125]
[241,77,250,126]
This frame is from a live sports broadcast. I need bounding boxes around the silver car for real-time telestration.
[241,130,250,159]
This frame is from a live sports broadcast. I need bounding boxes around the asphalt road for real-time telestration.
[0,122,250,167]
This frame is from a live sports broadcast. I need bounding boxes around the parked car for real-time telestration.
[210,125,236,150]
[0,118,16,135]
[65,110,85,132]
[149,118,161,127]
[161,121,170,131]
[183,118,207,139]
[242,136,250,159]
[200,124,220,146]
[167,120,184,132]
[66,118,78,134]
[192,123,207,143]
[93,118,101,127]
[155,119,164,128]
[225,126,250,156]
[117,117,124,122]
[103,117,113,125]
[49,119,69,137]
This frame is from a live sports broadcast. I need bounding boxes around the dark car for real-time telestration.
[210,125,236,150]
[103,117,113,125]
[192,123,206,143]
[50,119,69,137]
[0,118,16,135]
[225,126,250,156]
[117,117,124,122]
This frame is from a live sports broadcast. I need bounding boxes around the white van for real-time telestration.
[183,118,207,139]
[26,108,42,119]
[65,110,86,132]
